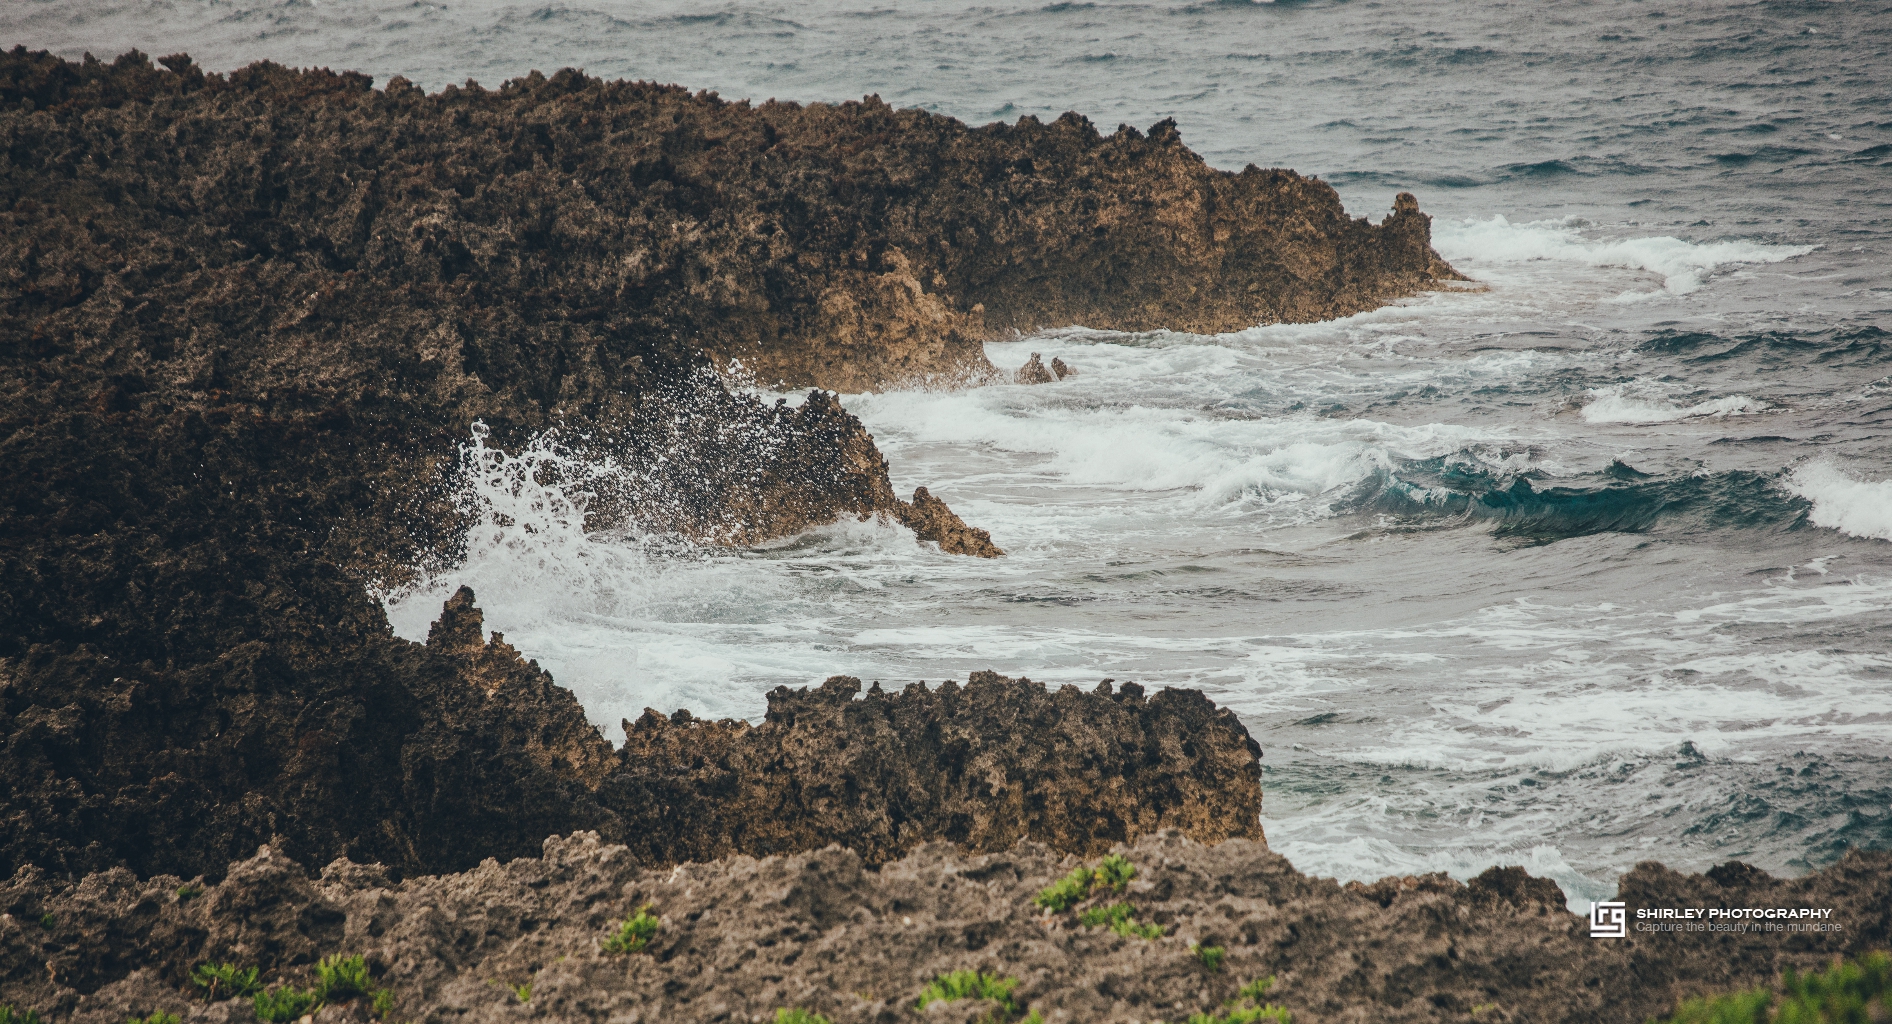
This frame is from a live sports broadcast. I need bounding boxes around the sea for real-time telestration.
[12,0,1889,907]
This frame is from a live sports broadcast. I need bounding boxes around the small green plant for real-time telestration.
[1077,901,1163,939]
[774,1010,833,1024]
[252,985,321,1024]
[1032,854,1141,913]
[1658,951,1891,1024]
[314,954,375,1002]
[1240,978,1278,1002]
[1182,977,1291,1024]
[1192,943,1227,973]
[915,970,1037,1022]
[508,982,532,1004]
[602,904,661,954]
[127,1013,180,1024]
[176,885,201,901]
[192,963,264,1002]
[37,914,54,930]
[1094,853,1137,893]
[1032,867,1096,912]
[1,1007,46,1024]
[372,989,395,1020]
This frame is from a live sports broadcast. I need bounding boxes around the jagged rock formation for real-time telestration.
[2,832,1885,1024]
[893,486,1004,557]
[605,666,1260,866]
[3,585,1259,882]
[1051,357,1077,379]
[1,46,1455,889]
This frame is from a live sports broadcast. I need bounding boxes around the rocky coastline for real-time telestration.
[4,831,1887,1024]
[6,45,1885,1024]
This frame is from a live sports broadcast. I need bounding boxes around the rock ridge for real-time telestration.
[2,831,1885,1024]
[2,585,1263,883]
[3,46,1448,893]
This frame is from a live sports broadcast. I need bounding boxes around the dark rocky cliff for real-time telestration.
[2,46,1446,885]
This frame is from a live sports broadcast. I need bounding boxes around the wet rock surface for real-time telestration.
[2,833,1885,1024]
[893,487,1005,557]
[1015,353,1058,385]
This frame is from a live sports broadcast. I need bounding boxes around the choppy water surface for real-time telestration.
[16,0,1890,903]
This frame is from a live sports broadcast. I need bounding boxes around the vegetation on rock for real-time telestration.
[915,971,1042,1023]
[190,964,262,1002]
[1659,952,1891,1024]
[602,905,662,955]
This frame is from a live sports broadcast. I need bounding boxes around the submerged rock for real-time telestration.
[1016,352,1058,384]
[4,833,1884,1024]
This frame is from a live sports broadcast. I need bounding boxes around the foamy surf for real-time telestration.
[1789,462,1892,543]
[1580,386,1769,424]
[1432,215,1815,298]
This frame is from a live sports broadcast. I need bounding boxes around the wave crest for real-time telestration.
[1788,462,1892,543]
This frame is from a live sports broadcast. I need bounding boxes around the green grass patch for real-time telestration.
[916,970,1041,1022]
[1,1006,46,1024]
[176,885,201,901]
[774,1010,832,1024]
[509,982,532,1004]
[253,985,321,1024]
[126,1013,180,1024]
[1657,952,1891,1024]
[1172,976,1290,1024]
[602,904,661,955]
[1192,944,1227,973]
[1032,867,1096,913]
[1094,854,1137,894]
[191,963,264,1002]
[1032,854,1141,913]
[1077,901,1163,940]
[314,954,376,1003]
[37,914,53,930]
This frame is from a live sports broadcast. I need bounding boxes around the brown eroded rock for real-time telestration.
[4,833,1887,1024]
[1015,352,1058,385]
[600,671,1262,866]
[1051,356,1077,379]
[893,486,1005,557]
[0,46,1462,891]
[1,583,1259,881]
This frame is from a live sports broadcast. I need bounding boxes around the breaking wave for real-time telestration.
[1789,462,1892,543]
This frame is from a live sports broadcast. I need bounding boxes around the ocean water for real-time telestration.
[14,0,1890,906]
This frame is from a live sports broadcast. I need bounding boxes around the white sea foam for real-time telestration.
[1788,462,1892,542]
[1580,386,1769,424]
[1432,215,1815,298]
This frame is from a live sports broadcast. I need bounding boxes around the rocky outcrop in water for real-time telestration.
[894,487,1005,557]
[3,582,1260,882]
[1,46,1453,888]
[1016,353,1058,385]
[605,668,1261,867]
[3,832,1885,1024]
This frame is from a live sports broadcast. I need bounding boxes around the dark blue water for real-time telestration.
[11,0,1890,904]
